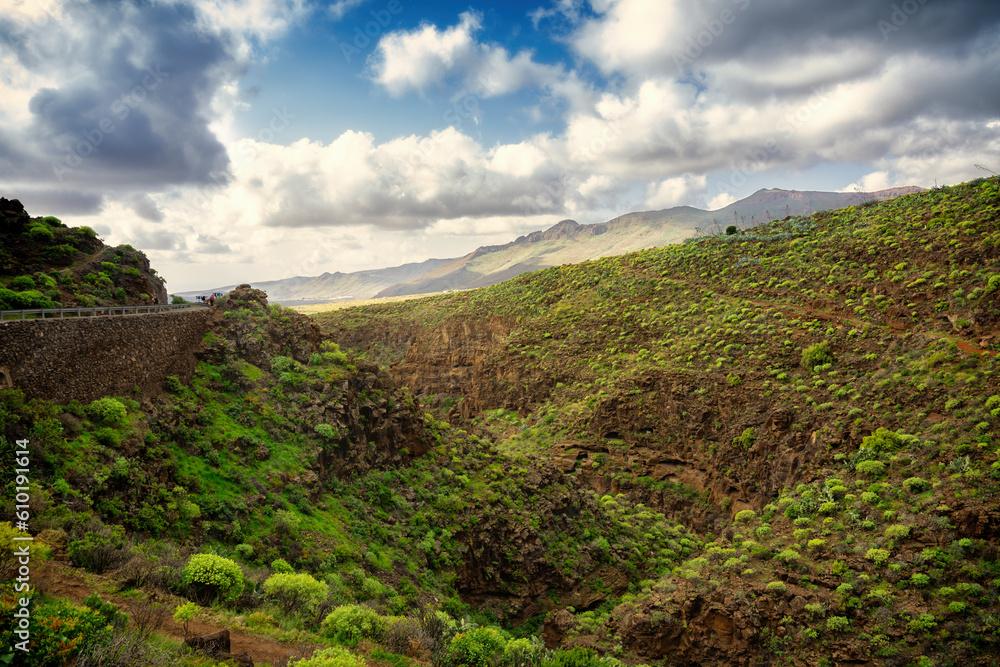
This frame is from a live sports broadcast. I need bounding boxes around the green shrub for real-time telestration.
[855,460,886,477]
[271,356,298,374]
[290,646,367,667]
[910,573,931,587]
[81,594,128,630]
[264,572,330,614]
[826,616,850,633]
[732,427,755,450]
[68,525,130,574]
[908,613,937,635]
[902,477,929,493]
[321,604,389,643]
[766,581,786,594]
[272,558,294,574]
[182,554,244,602]
[734,509,756,524]
[801,341,833,369]
[26,223,54,241]
[447,627,510,667]
[1,289,54,309]
[541,647,605,667]
[9,275,35,290]
[86,397,128,427]
[884,525,911,540]
[866,548,891,566]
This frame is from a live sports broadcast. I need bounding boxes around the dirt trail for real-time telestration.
[39,560,316,666]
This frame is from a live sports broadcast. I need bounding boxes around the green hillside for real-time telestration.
[2,177,999,666]
[0,197,167,309]
[319,177,1000,665]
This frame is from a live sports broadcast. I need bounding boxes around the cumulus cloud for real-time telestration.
[0,0,307,196]
[645,174,706,209]
[370,11,566,99]
[192,128,584,230]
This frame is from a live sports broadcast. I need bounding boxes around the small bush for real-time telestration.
[885,525,911,540]
[264,572,330,614]
[182,554,244,603]
[290,646,367,667]
[447,627,509,667]
[766,581,786,594]
[855,460,886,477]
[87,397,128,427]
[801,341,833,370]
[866,548,891,566]
[26,223,54,241]
[68,525,130,574]
[732,427,755,450]
[734,509,756,524]
[271,558,294,574]
[902,477,929,493]
[321,604,389,643]
[0,598,113,665]
[9,275,35,290]
[826,616,850,633]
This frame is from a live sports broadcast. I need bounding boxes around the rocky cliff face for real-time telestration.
[212,284,431,480]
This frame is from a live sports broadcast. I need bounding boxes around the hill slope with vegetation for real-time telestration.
[0,197,167,309]
[1,178,998,667]
[318,176,1000,665]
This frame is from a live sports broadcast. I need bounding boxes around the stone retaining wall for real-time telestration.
[0,309,214,403]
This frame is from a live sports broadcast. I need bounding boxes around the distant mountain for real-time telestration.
[176,186,924,302]
[174,257,455,303]
[375,186,924,298]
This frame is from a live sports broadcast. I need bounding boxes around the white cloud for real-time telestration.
[370,11,567,100]
[839,171,894,194]
[707,192,736,210]
[645,174,706,209]
[370,11,481,96]
[489,141,548,178]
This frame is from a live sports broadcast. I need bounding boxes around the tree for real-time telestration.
[173,602,198,639]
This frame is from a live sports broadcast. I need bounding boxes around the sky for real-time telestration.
[1,0,999,292]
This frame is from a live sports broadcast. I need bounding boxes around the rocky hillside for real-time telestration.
[2,179,997,667]
[0,197,167,309]
[317,177,1000,665]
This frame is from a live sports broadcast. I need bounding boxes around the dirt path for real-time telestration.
[39,560,317,666]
